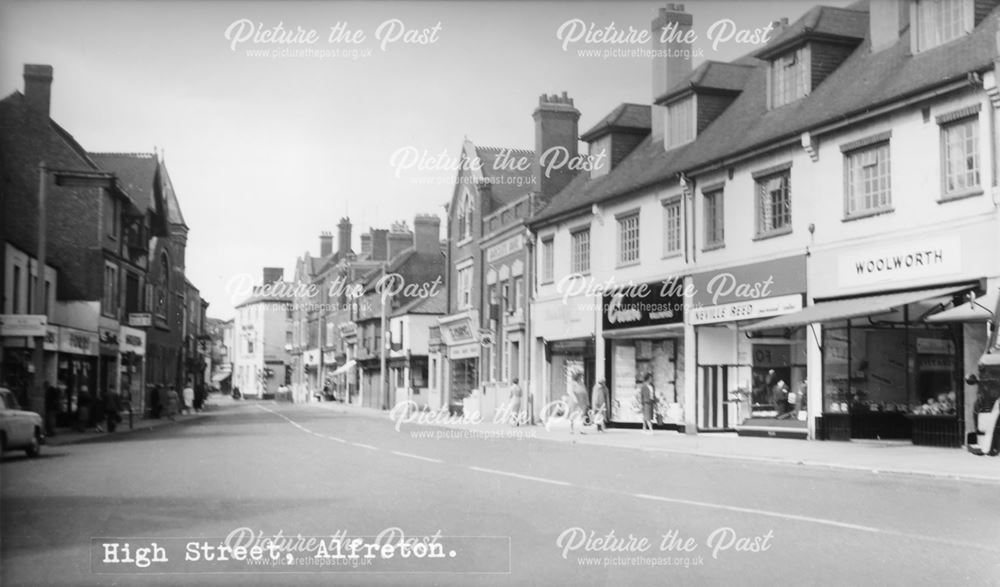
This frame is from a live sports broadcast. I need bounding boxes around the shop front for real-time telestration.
[600,278,686,429]
[57,326,100,426]
[751,232,997,447]
[119,326,146,415]
[533,294,597,415]
[438,311,480,415]
[690,256,808,437]
[98,325,120,397]
[303,349,320,399]
[321,350,338,400]
[1,323,58,411]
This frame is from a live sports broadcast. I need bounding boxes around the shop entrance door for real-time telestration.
[697,365,745,430]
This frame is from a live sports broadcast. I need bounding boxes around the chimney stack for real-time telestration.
[360,234,372,257]
[370,228,389,261]
[337,217,352,256]
[533,91,581,199]
[387,221,414,261]
[319,231,333,257]
[23,64,53,123]
[413,214,441,255]
[651,5,694,141]
[871,0,908,53]
[262,267,284,285]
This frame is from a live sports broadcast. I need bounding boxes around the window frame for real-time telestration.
[616,210,641,267]
[665,95,696,149]
[938,111,982,201]
[540,237,554,284]
[752,166,793,239]
[914,0,972,52]
[661,197,683,258]
[102,261,119,318]
[570,226,591,275]
[842,137,893,219]
[769,45,810,109]
[702,186,725,250]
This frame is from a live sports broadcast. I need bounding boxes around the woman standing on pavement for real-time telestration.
[640,373,655,435]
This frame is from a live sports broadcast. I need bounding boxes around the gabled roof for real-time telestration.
[757,5,869,60]
[0,91,101,172]
[474,145,536,205]
[580,103,651,142]
[656,62,755,104]
[532,3,1000,226]
[393,288,446,317]
[89,152,160,212]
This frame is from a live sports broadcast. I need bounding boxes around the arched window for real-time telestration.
[458,192,473,240]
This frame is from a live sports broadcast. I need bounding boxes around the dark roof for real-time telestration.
[161,160,186,227]
[89,153,158,212]
[580,103,651,142]
[0,91,100,172]
[532,3,1000,226]
[393,288,446,316]
[758,5,869,60]
[655,61,755,104]
[474,145,536,205]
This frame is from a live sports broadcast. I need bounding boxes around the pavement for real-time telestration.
[3,399,999,586]
[310,400,1000,484]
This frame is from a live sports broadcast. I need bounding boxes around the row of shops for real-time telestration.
[1,323,147,424]
[500,226,995,448]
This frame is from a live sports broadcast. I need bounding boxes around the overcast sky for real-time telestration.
[0,0,848,319]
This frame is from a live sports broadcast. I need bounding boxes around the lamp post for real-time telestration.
[380,261,389,410]
[31,164,117,415]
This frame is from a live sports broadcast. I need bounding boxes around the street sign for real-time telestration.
[0,314,48,337]
[129,313,152,327]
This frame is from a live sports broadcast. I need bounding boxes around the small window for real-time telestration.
[940,116,980,198]
[703,189,725,247]
[103,262,119,317]
[541,238,554,283]
[844,142,892,217]
[770,46,809,108]
[617,213,640,266]
[756,172,792,237]
[571,229,590,274]
[915,0,970,52]
[458,266,473,309]
[512,276,524,311]
[666,96,695,148]
[662,199,682,256]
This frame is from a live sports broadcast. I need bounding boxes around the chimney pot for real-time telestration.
[319,231,333,258]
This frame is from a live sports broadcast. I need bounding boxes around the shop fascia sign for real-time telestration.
[0,314,48,337]
[99,327,120,348]
[689,255,807,325]
[58,326,99,356]
[485,234,524,264]
[438,313,478,346]
[128,313,152,327]
[601,278,686,331]
[836,236,961,289]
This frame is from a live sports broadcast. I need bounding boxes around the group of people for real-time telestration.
[43,383,125,434]
[150,383,200,420]
[564,372,610,434]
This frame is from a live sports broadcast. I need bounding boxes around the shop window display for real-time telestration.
[610,339,683,425]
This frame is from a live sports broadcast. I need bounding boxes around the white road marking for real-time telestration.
[468,466,572,487]
[352,442,378,451]
[391,451,443,464]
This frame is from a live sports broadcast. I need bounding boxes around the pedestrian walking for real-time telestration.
[150,385,162,419]
[102,389,121,433]
[44,382,59,437]
[75,385,92,432]
[182,383,195,415]
[591,378,609,432]
[508,378,523,426]
[166,386,179,420]
[640,373,654,434]
[568,371,588,434]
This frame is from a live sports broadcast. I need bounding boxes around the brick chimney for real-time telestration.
[651,5,694,141]
[413,214,441,255]
[337,217,352,256]
[871,0,908,53]
[388,221,414,260]
[533,91,581,199]
[23,64,53,123]
[360,234,372,257]
[319,231,333,257]
[370,228,389,261]
[262,267,284,285]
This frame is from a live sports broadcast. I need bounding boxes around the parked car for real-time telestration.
[0,387,44,457]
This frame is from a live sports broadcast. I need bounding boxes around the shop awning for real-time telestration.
[211,371,232,383]
[742,285,969,332]
[331,360,356,376]
[926,290,998,323]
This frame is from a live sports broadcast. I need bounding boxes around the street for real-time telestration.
[2,399,999,586]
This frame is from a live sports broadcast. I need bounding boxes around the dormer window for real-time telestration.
[666,96,695,148]
[769,46,810,108]
[914,0,972,52]
[590,135,611,179]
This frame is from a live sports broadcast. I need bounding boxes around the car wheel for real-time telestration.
[25,428,41,458]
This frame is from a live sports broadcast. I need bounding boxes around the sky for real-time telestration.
[0,0,851,319]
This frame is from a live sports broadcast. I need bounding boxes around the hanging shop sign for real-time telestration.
[99,327,120,354]
[120,326,146,356]
[601,279,686,332]
[689,256,807,325]
[128,313,152,327]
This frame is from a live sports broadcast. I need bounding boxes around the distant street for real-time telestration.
[2,399,999,586]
